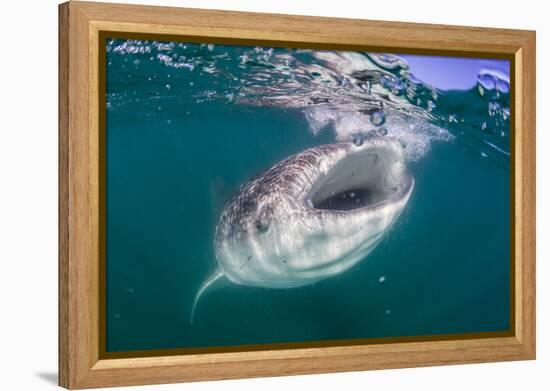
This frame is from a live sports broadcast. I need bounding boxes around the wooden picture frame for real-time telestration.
[59,1,536,389]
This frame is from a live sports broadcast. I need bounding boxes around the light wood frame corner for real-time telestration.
[59,1,536,389]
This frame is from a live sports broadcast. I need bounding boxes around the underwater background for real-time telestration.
[105,39,511,352]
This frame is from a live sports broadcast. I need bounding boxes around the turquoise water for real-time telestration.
[105,39,510,352]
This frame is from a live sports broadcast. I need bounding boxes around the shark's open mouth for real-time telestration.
[307,142,410,211]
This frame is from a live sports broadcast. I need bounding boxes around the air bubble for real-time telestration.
[502,107,510,120]
[378,276,386,283]
[370,110,386,126]
[477,69,509,101]
[353,135,364,146]
[380,74,395,89]
[478,73,495,92]
[391,80,406,95]
[378,127,388,136]
[488,102,501,117]
[496,79,510,94]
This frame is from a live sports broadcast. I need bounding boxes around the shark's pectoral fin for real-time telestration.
[190,268,228,324]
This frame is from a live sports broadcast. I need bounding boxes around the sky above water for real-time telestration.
[400,55,510,91]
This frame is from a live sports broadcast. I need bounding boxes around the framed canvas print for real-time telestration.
[58,1,536,389]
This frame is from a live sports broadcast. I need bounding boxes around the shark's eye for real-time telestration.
[255,219,269,233]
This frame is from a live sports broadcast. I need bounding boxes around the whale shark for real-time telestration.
[191,137,414,322]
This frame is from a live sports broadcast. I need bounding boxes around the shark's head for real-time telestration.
[214,138,413,289]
